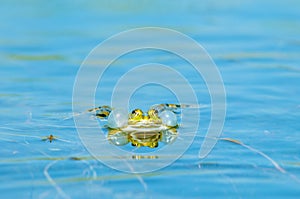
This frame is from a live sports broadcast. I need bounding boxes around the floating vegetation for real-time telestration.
[8,54,65,61]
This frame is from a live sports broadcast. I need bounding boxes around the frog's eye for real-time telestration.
[147,109,159,119]
[131,109,143,117]
[131,110,137,114]
[149,109,157,114]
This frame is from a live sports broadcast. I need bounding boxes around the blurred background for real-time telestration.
[1,0,300,198]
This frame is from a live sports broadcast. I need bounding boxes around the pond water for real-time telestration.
[1,0,300,198]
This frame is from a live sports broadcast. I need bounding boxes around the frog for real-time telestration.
[88,104,192,148]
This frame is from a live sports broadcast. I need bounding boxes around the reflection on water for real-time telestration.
[108,127,178,148]
[1,0,300,198]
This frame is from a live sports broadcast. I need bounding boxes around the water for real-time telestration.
[1,0,300,198]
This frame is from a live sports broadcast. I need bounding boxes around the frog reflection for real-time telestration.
[107,127,178,148]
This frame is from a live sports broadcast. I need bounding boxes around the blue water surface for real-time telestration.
[1,0,300,198]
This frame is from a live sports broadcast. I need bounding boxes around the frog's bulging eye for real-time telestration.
[130,109,144,121]
[137,109,143,115]
[148,109,158,115]
[147,109,160,120]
